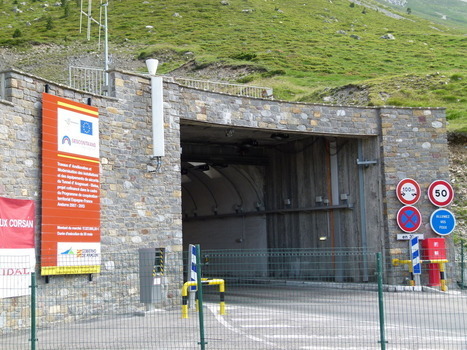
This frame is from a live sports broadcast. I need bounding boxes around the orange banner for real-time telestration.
[41,93,101,276]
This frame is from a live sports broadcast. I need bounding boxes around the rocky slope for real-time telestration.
[448,135,467,241]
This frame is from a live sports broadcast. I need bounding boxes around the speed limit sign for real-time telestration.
[428,180,454,207]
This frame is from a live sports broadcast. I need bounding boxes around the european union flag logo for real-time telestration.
[80,120,93,135]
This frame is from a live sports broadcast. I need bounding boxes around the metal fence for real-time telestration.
[67,66,273,99]
[173,77,274,99]
[1,247,466,349]
[68,66,107,96]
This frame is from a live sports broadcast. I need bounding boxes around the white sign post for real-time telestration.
[187,244,197,308]
[410,236,421,286]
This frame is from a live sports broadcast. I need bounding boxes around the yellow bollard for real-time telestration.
[439,262,448,292]
[181,279,226,318]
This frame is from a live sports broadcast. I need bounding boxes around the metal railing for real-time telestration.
[68,66,274,99]
[68,66,107,95]
[174,77,274,99]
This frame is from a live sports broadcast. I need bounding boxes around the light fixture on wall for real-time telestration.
[225,128,235,137]
[146,58,164,173]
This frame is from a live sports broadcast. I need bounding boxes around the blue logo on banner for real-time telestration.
[80,120,93,135]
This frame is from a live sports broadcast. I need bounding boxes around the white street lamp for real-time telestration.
[146,59,164,173]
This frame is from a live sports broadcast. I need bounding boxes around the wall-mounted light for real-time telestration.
[146,59,164,173]
[147,157,162,173]
[319,236,327,241]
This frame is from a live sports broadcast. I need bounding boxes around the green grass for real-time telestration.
[0,0,465,133]
[373,0,467,31]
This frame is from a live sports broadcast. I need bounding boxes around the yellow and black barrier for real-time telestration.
[392,258,449,291]
[182,279,225,318]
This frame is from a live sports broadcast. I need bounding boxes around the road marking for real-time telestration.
[230,318,274,322]
[206,304,285,349]
[240,324,292,328]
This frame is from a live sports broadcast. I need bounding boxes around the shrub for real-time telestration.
[12,29,22,38]
[230,52,257,61]
[46,16,54,31]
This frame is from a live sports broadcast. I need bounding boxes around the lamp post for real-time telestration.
[146,59,164,173]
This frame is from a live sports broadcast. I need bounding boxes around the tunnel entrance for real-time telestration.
[181,121,376,254]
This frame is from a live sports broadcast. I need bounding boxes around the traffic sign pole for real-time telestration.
[410,237,421,286]
[187,244,197,308]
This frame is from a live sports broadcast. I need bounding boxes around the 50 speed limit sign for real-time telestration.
[428,180,454,207]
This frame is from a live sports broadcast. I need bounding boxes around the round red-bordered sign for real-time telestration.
[428,180,454,207]
[396,178,421,205]
[397,206,422,233]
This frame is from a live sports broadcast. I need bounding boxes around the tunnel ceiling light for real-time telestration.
[241,139,258,148]
[195,164,210,171]
[270,133,289,141]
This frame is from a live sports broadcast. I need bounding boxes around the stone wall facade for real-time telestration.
[0,68,450,330]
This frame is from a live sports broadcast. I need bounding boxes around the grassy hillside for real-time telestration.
[373,0,467,31]
[0,0,465,132]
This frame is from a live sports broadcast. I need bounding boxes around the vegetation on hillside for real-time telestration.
[373,0,467,31]
[0,0,465,133]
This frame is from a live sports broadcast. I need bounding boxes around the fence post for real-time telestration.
[30,272,37,350]
[196,244,207,350]
[376,252,387,350]
[461,240,465,290]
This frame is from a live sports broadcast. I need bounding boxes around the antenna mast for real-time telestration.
[79,0,110,94]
